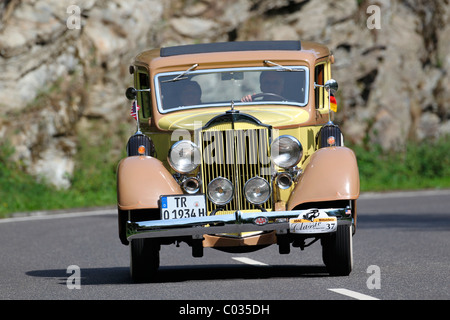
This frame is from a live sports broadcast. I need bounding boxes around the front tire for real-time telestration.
[130,238,160,283]
[321,224,353,276]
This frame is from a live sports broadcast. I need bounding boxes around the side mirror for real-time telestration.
[125,87,151,100]
[125,87,137,100]
[324,79,338,93]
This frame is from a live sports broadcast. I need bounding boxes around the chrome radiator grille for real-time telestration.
[200,127,273,214]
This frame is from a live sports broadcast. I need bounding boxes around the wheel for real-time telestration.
[321,224,353,276]
[130,238,160,283]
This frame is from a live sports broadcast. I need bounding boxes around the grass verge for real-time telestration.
[352,135,450,191]
[0,135,125,218]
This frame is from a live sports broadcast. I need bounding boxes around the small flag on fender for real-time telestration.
[130,100,140,120]
[330,94,337,113]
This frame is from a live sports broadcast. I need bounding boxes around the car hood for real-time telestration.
[157,106,310,131]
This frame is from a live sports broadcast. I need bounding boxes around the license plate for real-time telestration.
[160,195,207,220]
[289,209,337,234]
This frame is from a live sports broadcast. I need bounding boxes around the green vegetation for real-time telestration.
[0,135,126,218]
[352,135,450,191]
[0,135,449,218]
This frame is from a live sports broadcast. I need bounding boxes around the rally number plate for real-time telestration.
[289,209,337,234]
[160,195,207,220]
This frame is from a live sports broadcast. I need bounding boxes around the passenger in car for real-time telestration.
[180,80,202,106]
[241,71,285,102]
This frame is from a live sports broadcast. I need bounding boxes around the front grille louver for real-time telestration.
[200,127,273,214]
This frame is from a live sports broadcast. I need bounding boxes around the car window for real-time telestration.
[315,63,325,109]
[135,67,151,118]
[314,62,332,110]
[155,67,308,113]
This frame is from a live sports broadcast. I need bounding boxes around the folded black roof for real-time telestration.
[160,40,302,57]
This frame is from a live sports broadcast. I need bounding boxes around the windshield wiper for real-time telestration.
[263,60,301,72]
[162,63,199,82]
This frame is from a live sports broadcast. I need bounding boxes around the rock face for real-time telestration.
[0,0,449,188]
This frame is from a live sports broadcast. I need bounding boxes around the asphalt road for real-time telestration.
[1,190,449,304]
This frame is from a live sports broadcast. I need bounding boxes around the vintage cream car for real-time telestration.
[117,41,360,282]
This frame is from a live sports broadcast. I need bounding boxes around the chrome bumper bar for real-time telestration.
[126,208,352,241]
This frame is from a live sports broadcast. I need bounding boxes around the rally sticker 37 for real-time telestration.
[289,209,337,234]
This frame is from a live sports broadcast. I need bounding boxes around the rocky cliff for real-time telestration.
[0,0,449,189]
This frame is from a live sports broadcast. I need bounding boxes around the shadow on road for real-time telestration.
[26,264,329,285]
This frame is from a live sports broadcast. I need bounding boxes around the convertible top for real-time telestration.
[160,40,302,57]
[134,41,330,67]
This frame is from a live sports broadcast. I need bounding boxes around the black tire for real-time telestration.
[130,238,160,283]
[321,224,353,276]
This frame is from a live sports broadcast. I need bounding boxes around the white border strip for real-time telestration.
[328,288,379,300]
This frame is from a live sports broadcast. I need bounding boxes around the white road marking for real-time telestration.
[232,257,269,266]
[0,208,115,223]
[328,288,380,300]
[232,259,381,300]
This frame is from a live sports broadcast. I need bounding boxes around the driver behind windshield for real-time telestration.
[180,80,202,106]
[241,71,285,102]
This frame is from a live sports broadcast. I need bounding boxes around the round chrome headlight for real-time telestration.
[168,140,200,173]
[207,177,234,206]
[244,177,271,205]
[270,135,303,169]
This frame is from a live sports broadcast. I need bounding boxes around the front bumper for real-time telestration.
[126,208,352,241]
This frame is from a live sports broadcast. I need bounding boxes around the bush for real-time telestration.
[0,136,124,218]
[352,135,450,191]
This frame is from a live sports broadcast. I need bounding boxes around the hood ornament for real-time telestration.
[226,100,239,114]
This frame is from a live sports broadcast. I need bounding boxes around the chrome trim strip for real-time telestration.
[126,208,351,240]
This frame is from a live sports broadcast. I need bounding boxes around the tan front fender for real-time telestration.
[117,156,182,210]
[287,147,360,210]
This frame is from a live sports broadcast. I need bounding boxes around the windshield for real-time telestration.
[155,66,309,113]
